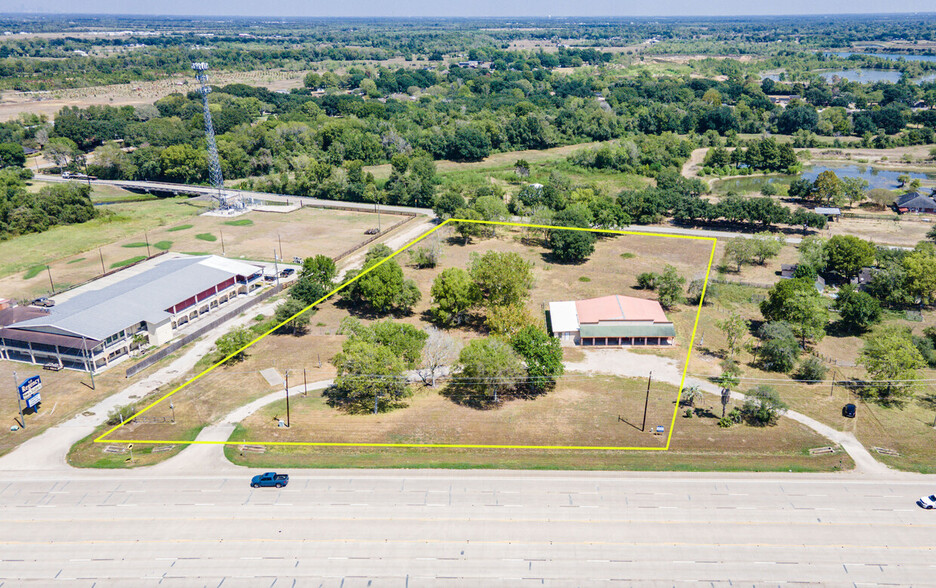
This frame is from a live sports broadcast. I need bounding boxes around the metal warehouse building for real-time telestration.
[0,255,264,372]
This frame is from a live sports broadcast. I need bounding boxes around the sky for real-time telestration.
[6,0,936,18]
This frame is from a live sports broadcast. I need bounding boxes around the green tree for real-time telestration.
[750,232,783,265]
[452,207,484,243]
[866,188,896,209]
[356,258,420,313]
[760,278,829,347]
[469,250,535,309]
[793,356,827,382]
[301,254,337,287]
[430,267,479,325]
[44,137,78,174]
[740,385,788,426]
[453,337,525,405]
[723,237,755,272]
[753,321,800,373]
[656,265,686,309]
[290,273,328,306]
[841,177,869,207]
[510,324,564,393]
[0,143,26,168]
[273,298,312,335]
[812,170,844,205]
[338,317,429,369]
[834,284,882,333]
[902,250,936,305]
[329,340,407,413]
[824,235,875,280]
[547,205,595,263]
[215,326,253,363]
[798,236,827,273]
[716,312,750,361]
[858,325,926,403]
[432,189,465,218]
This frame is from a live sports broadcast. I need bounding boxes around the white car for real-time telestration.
[917,494,936,509]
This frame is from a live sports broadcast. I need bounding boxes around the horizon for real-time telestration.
[3,1,936,19]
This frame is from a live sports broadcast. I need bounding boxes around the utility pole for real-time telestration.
[220,229,226,255]
[277,233,283,262]
[273,249,280,288]
[144,231,151,258]
[830,369,837,397]
[641,371,652,432]
[99,248,106,274]
[13,370,24,429]
[46,265,54,293]
[284,371,290,427]
[303,368,307,397]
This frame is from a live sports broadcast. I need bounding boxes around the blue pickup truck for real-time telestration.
[250,472,289,488]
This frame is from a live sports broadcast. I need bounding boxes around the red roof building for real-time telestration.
[548,295,675,347]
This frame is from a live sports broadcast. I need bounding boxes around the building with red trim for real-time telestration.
[548,295,675,347]
[0,255,263,372]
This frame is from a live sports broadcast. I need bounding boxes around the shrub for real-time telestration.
[636,272,658,289]
[793,356,827,382]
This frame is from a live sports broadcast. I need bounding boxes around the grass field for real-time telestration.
[0,205,406,301]
[0,356,182,459]
[109,255,147,269]
[0,196,199,281]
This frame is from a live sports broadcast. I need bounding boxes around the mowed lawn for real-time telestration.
[0,196,198,281]
[0,353,183,458]
[225,375,847,472]
[0,204,403,301]
[236,376,674,449]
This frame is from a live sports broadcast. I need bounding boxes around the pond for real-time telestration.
[762,64,933,84]
[818,69,904,84]
[828,51,936,64]
[713,163,936,195]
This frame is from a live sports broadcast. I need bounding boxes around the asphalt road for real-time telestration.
[1,470,933,586]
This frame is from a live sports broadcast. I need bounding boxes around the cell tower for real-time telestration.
[192,62,226,207]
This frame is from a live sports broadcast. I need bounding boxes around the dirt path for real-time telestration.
[564,348,893,476]
[681,147,709,180]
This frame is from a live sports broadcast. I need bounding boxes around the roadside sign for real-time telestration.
[17,375,41,408]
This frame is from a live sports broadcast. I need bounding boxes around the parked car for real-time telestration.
[251,472,289,488]
[280,268,296,278]
[32,297,55,308]
[364,228,380,235]
[917,494,936,509]
[842,404,856,418]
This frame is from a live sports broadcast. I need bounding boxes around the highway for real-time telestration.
[1,470,933,586]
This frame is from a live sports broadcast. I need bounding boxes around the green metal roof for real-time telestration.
[579,323,676,339]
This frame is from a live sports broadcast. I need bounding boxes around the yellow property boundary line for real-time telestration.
[95,219,717,451]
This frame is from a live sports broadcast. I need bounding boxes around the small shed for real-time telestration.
[815,207,842,221]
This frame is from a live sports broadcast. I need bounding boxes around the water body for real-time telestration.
[818,69,904,84]
[828,51,936,63]
[714,163,936,194]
